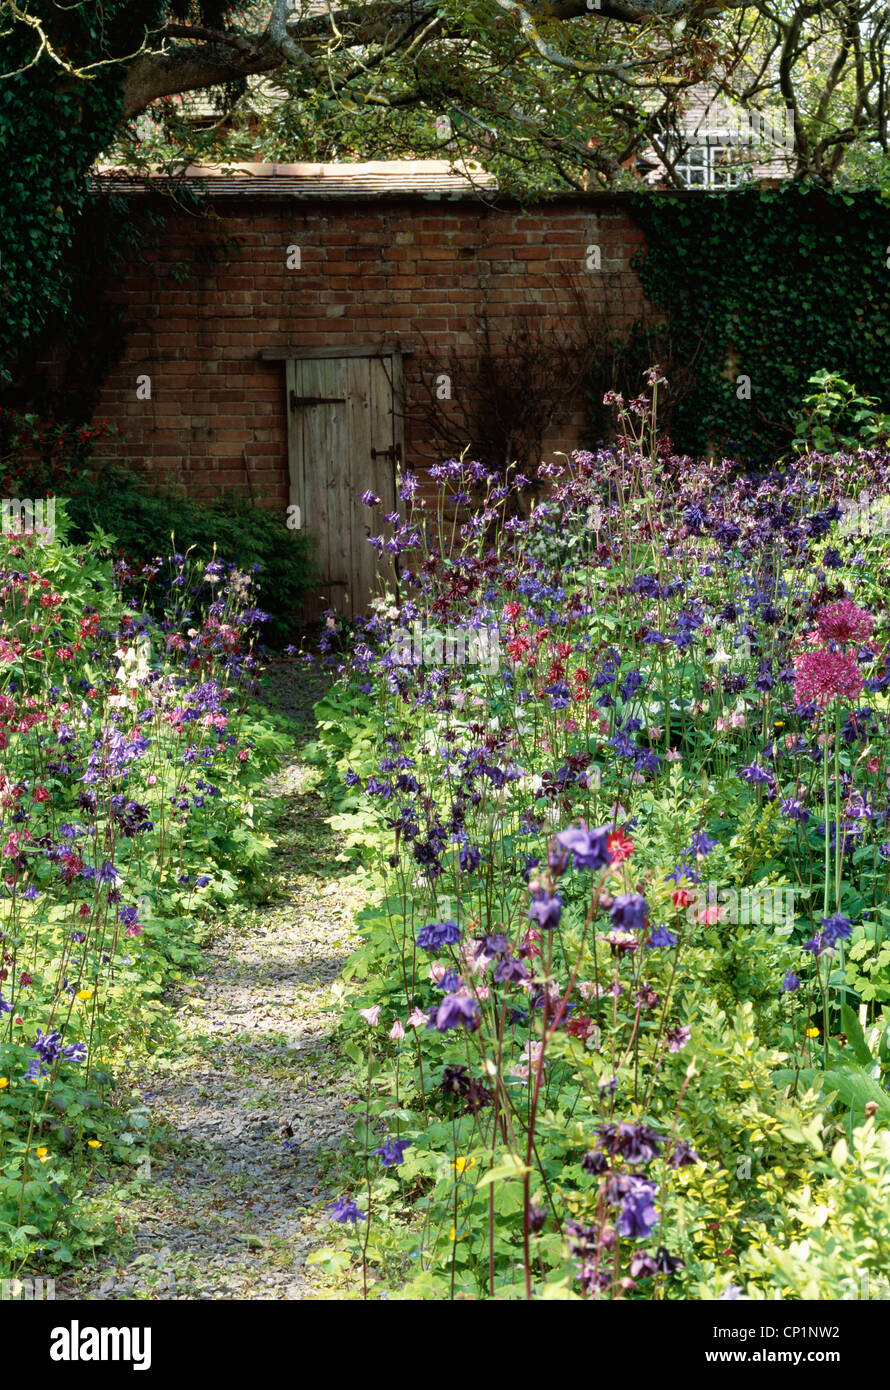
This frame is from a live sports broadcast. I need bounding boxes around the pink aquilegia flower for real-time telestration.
[389,1020,406,1040]
[406,1008,427,1028]
[793,647,863,707]
[815,600,874,646]
[358,1005,381,1026]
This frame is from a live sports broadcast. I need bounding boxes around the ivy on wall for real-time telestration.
[1,3,155,388]
[625,187,890,461]
[0,1,237,404]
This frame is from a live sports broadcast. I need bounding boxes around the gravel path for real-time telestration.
[58,662,363,1300]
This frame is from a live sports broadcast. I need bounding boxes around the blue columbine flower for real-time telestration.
[546,681,572,709]
[610,1176,659,1239]
[371,1138,412,1168]
[326,1196,366,1224]
[555,825,612,871]
[494,955,530,985]
[429,991,480,1033]
[782,971,801,992]
[819,914,853,947]
[416,920,461,952]
[683,830,718,858]
[609,894,648,932]
[646,925,678,949]
[528,890,562,930]
[664,864,700,885]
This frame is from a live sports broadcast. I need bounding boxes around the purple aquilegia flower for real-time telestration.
[612,1176,659,1239]
[429,990,480,1033]
[360,491,381,506]
[782,971,801,992]
[494,955,529,985]
[597,1122,663,1165]
[665,1024,691,1052]
[416,920,461,952]
[646,925,677,949]
[668,1138,701,1168]
[683,830,718,857]
[475,933,508,959]
[609,894,648,932]
[819,914,853,947]
[654,1247,685,1275]
[326,1196,366,1224]
[528,889,562,930]
[31,1029,63,1065]
[803,914,853,957]
[371,1138,412,1168]
[555,825,613,871]
[630,1251,659,1279]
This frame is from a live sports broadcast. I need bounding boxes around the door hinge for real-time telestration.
[371,443,403,464]
[290,391,346,409]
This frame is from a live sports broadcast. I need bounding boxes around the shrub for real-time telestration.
[64,466,317,645]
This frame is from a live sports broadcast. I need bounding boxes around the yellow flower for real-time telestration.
[449,1226,458,1241]
[452,1157,475,1175]
[36,1147,50,1163]
[87,1140,102,1149]
[0,1078,8,1089]
[806,1026,820,1038]
[774,721,785,728]
[76,989,93,1002]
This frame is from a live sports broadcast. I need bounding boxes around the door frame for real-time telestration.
[263,345,406,616]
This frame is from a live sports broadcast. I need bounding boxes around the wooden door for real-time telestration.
[285,351,402,620]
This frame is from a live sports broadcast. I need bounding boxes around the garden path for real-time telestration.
[57,665,362,1300]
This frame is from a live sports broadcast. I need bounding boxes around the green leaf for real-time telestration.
[475,1155,531,1188]
[841,1004,873,1066]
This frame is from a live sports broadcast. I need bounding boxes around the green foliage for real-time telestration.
[0,510,290,1271]
[626,188,890,460]
[65,466,318,645]
[0,2,157,385]
[736,1122,890,1300]
[791,370,890,455]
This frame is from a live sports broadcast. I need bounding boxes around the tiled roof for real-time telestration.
[93,160,498,198]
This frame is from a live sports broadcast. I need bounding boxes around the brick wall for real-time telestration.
[95,193,649,507]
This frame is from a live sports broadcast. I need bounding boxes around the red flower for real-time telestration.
[607,830,635,863]
[793,646,864,707]
[815,600,874,646]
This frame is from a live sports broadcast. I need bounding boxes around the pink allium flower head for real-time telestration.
[794,646,864,707]
[815,600,874,646]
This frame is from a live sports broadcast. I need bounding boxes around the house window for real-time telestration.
[672,140,752,189]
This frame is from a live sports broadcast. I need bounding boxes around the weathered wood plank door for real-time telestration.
[285,351,401,620]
